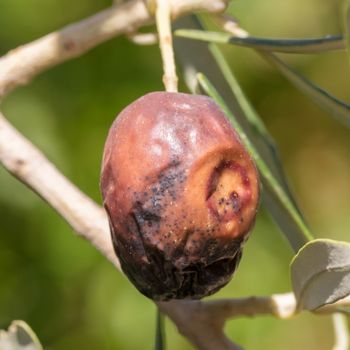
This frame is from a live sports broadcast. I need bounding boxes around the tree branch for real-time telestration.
[157,294,296,350]
[158,299,244,350]
[0,111,119,269]
[200,293,297,319]
[158,293,350,350]
[0,0,228,99]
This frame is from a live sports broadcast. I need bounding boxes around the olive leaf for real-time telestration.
[175,29,344,54]
[0,321,43,350]
[196,72,313,251]
[207,44,305,214]
[174,16,313,252]
[175,28,350,129]
[291,239,350,311]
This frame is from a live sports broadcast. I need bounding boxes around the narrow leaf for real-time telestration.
[208,43,304,215]
[291,239,350,310]
[175,27,350,129]
[0,321,43,350]
[208,45,274,144]
[175,29,344,54]
[197,72,313,251]
[260,52,350,129]
[174,16,313,252]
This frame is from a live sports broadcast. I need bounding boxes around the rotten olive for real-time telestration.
[100,92,259,300]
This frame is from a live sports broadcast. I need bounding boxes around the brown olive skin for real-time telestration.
[101,92,259,301]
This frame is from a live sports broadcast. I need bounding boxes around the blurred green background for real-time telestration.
[0,0,349,349]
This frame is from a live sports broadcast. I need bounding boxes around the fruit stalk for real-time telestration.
[155,0,178,92]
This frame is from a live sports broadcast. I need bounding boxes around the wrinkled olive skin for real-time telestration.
[100,92,259,301]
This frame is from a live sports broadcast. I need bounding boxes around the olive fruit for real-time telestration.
[100,92,259,300]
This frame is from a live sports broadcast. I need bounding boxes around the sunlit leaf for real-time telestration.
[175,29,344,54]
[0,321,43,350]
[291,239,350,310]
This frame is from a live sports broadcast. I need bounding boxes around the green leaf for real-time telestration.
[175,28,350,129]
[208,44,303,214]
[175,29,344,54]
[197,72,313,251]
[291,239,350,311]
[260,52,350,129]
[174,16,313,252]
[0,321,43,350]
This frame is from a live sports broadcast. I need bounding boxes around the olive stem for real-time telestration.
[155,0,178,92]
[0,112,120,270]
[0,0,228,100]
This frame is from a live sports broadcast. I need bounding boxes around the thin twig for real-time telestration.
[158,300,243,350]
[213,14,249,38]
[202,293,297,320]
[159,294,350,350]
[0,0,228,100]
[155,0,178,92]
[0,112,119,269]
